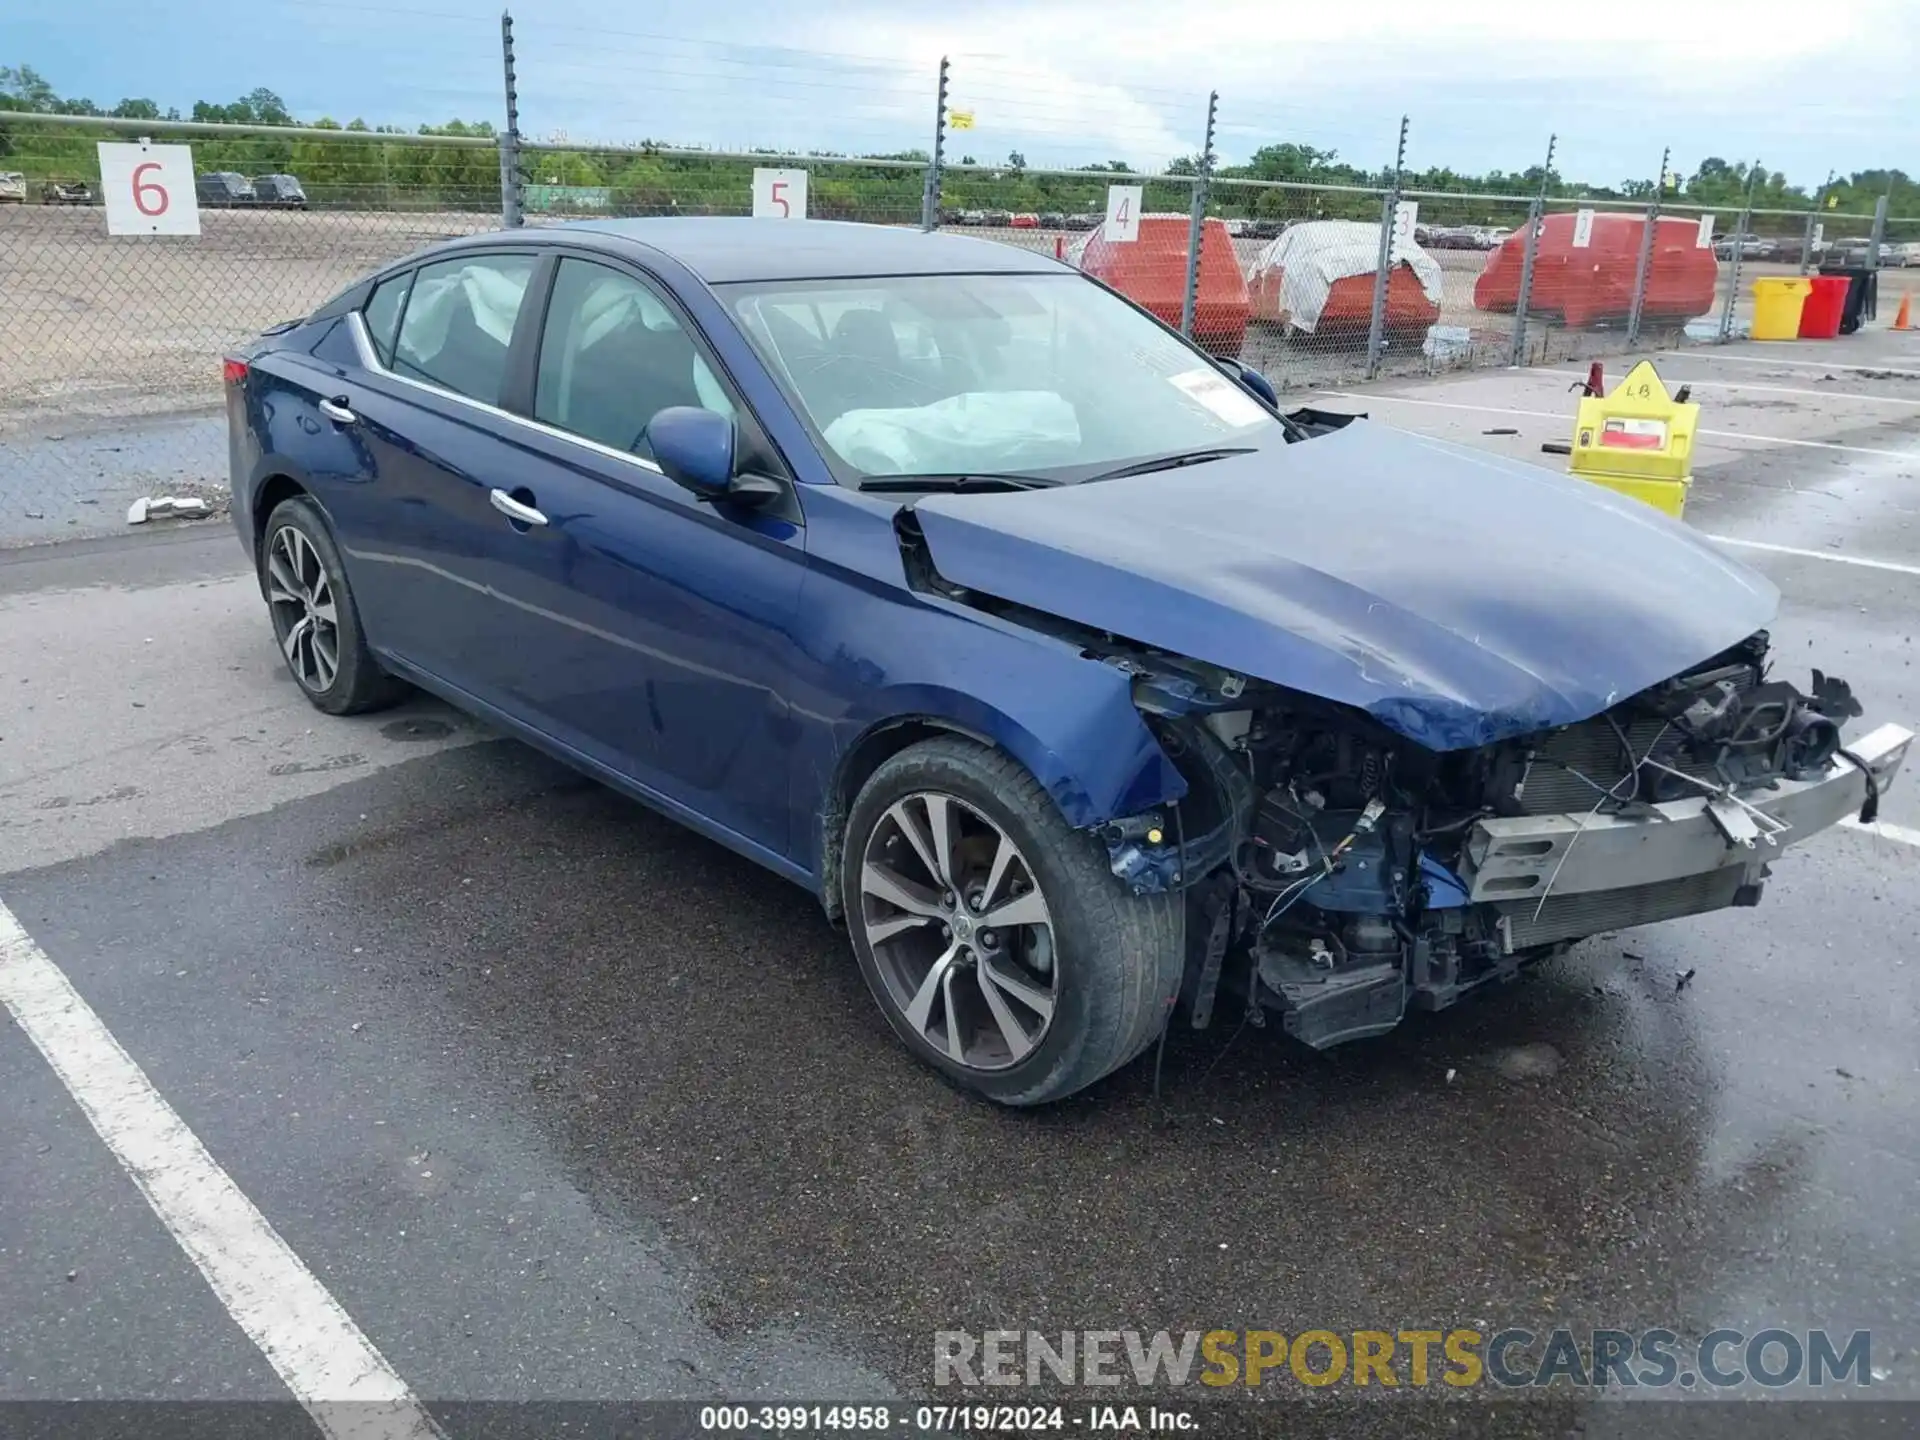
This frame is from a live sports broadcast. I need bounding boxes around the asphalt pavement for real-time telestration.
[4,330,1920,1439]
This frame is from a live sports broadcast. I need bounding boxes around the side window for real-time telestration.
[533,257,735,459]
[392,253,536,406]
[362,271,413,368]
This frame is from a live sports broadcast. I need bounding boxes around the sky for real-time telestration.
[6,0,1917,190]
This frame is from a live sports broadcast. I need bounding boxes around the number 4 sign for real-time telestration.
[98,141,200,236]
[1104,184,1142,243]
[752,168,807,219]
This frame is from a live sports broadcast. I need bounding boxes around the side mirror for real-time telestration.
[650,406,739,498]
[1210,355,1279,409]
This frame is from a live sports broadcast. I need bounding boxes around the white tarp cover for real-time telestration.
[822,391,1081,475]
[1247,221,1443,333]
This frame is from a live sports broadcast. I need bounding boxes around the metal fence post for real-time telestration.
[1801,170,1832,274]
[1625,145,1667,349]
[1870,192,1890,272]
[1508,133,1555,367]
[1364,115,1410,379]
[499,9,524,227]
[920,57,949,232]
[1717,160,1760,342]
[1180,91,1219,340]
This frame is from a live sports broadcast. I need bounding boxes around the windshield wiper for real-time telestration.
[857,473,1058,494]
[1084,446,1257,483]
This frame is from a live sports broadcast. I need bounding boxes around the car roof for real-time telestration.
[552,217,1066,283]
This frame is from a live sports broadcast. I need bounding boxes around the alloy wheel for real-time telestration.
[266,525,341,693]
[858,790,1058,1071]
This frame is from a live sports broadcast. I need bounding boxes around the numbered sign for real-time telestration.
[1696,214,1716,249]
[1571,208,1596,248]
[752,168,807,220]
[1391,199,1418,256]
[1103,184,1143,243]
[98,141,199,236]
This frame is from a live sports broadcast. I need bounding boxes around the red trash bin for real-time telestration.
[1798,275,1849,339]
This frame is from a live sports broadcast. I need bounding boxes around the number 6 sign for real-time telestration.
[98,141,201,236]
[752,168,808,220]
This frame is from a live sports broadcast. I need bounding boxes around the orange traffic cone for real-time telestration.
[1895,293,1913,331]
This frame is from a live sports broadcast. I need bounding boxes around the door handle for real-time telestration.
[318,397,357,425]
[489,488,548,527]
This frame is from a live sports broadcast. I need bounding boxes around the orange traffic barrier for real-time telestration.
[1895,293,1913,332]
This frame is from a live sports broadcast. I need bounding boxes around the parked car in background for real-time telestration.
[41,179,95,205]
[1829,236,1895,266]
[1479,227,1513,250]
[1037,211,1067,230]
[221,217,1905,1104]
[1063,212,1099,231]
[1009,213,1040,229]
[1712,232,1771,261]
[0,172,26,204]
[1247,219,1441,345]
[1892,241,1920,268]
[1068,213,1249,354]
[1478,212,1716,327]
[252,174,310,209]
[197,172,257,207]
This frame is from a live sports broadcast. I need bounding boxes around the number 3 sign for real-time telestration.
[98,142,201,236]
[752,168,808,220]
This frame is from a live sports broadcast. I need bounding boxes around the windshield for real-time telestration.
[720,271,1282,486]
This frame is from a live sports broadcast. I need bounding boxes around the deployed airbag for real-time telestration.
[822,391,1080,476]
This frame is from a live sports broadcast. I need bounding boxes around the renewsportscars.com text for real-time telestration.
[933,1328,1874,1390]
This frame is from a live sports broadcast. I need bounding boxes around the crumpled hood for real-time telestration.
[912,420,1779,750]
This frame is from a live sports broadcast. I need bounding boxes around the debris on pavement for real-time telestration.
[1541,441,1573,455]
[127,495,213,525]
[1675,967,1697,992]
[1482,427,1519,436]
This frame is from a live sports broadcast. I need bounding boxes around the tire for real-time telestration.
[260,495,408,715]
[841,736,1183,1106]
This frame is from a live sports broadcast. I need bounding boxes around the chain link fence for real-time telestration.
[1,93,1911,545]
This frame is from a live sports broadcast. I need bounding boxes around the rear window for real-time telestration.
[392,254,536,405]
[363,271,413,366]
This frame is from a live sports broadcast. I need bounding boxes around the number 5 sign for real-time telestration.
[752,168,807,219]
[98,141,200,236]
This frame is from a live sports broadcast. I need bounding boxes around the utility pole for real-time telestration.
[1718,158,1762,341]
[1802,169,1834,274]
[1179,91,1219,339]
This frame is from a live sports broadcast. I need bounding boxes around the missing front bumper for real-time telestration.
[1457,722,1912,908]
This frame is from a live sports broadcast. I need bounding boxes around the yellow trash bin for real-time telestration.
[1750,276,1812,341]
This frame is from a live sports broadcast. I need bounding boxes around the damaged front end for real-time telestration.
[1102,633,1911,1050]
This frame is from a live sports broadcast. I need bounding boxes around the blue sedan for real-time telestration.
[226,218,1906,1104]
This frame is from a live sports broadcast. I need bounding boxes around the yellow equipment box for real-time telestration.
[1568,360,1697,518]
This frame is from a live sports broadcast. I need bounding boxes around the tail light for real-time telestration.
[222,358,248,386]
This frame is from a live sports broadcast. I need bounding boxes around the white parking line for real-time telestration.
[1702,535,1920,577]
[0,900,443,1440]
[1318,391,1919,457]
[1657,352,1920,379]
[1560,375,1920,407]
[1843,817,1920,848]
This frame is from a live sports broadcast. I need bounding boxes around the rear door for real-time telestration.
[319,248,548,705]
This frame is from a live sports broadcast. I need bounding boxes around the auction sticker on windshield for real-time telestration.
[1168,368,1268,428]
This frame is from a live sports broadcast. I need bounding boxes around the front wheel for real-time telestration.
[842,736,1183,1106]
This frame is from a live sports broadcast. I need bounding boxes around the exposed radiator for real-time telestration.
[1499,866,1748,949]
[1519,714,1730,815]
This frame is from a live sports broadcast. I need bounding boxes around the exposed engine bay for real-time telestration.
[1105,630,1898,1049]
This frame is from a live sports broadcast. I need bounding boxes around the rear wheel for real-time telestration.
[842,737,1182,1106]
[260,495,407,715]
